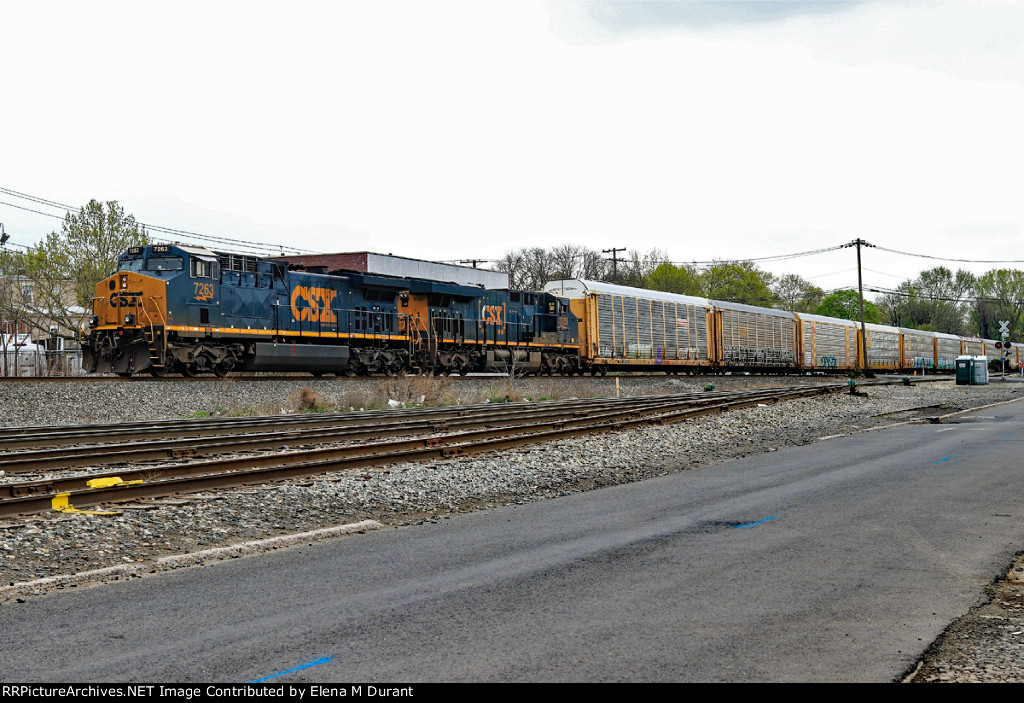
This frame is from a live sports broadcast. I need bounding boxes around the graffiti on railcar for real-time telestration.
[723,345,795,366]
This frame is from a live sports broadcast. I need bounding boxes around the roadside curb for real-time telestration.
[815,393,1024,443]
[0,519,382,601]
[920,394,1024,423]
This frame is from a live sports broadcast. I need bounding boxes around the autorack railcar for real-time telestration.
[544,279,713,374]
[795,313,858,371]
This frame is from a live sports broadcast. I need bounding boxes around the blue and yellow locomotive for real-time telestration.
[83,244,581,377]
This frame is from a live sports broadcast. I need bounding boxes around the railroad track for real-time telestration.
[0,378,945,517]
[0,373,518,383]
[0,372,969,383]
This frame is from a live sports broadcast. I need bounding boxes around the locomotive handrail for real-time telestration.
[141,298,166,353]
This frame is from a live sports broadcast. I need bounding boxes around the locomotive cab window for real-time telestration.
[190,258,218,279]
[118,257,144,272]
[145,255,183,272]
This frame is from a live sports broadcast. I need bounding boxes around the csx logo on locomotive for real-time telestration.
[108,292,142,308]
[290,286,338,323]
[481,305,503,325]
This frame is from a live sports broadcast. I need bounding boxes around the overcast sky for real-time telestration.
[4,0,1024,296]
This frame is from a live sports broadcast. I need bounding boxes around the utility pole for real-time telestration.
[603,247,626,283]
[849,238,871,375]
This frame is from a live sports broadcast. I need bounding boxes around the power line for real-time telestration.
[804,267,856,281]
[871,244,1024,264]
[862,267,910,280]
[864,285,1018,306]
[673,244,847,267]
[0,186,322,257]
[0,199,64,222]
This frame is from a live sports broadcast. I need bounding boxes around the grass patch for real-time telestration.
[376,375,457,408]
[288,387,331,413]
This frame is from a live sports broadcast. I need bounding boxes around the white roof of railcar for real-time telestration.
[934,331,961,341]
[897,327,938,337]
[795,312,858,327]
[544,280,711,307]
[865,322,901,334]
[710,299,796,319]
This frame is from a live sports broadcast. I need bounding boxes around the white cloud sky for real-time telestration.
[3,0,1024,295]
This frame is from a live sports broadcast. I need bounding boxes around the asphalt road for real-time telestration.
[4,401,1024,682]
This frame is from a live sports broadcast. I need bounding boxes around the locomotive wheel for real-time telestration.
[149,367,166,377]
[181,365,198,377]
[117,372,133,378]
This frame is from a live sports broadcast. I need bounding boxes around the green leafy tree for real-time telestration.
[876,267,973,334]
[972,269,1024,341]
[701,261,777,306]
[815,290,880,323]
[25,200,148,333]
[617,249,669,288]
[772,273,824,313]
[647,262,703,296]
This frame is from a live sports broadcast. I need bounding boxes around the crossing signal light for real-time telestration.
[996,341,1003,349]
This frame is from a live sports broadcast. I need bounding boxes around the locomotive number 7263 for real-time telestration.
[194,282,216,301]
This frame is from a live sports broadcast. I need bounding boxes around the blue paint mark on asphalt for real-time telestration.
[1005,436,1013,441]
[249,657,333,683]
[733,516,777,529]
[933,457,952,464]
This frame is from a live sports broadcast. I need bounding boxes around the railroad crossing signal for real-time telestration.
[999,320,1010,338]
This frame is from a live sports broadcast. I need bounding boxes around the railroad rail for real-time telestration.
[0,378,945,517]
[0,371,971,383]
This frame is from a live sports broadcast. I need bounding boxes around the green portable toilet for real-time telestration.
[955,356,972,385]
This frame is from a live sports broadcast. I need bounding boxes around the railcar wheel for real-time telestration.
[117,372,133,378]
[181,366,197,377]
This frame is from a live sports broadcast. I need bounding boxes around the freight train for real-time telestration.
[82,244,1016,377]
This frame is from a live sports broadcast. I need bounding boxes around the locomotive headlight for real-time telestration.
[124,314,135,325]
[89,316,99,328]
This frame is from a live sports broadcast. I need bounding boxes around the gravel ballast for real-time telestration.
[0,374,1022,682]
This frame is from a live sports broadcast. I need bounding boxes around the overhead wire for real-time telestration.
[870,244,1024,265]
[671,244,847,267]
[0,186,322,257]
